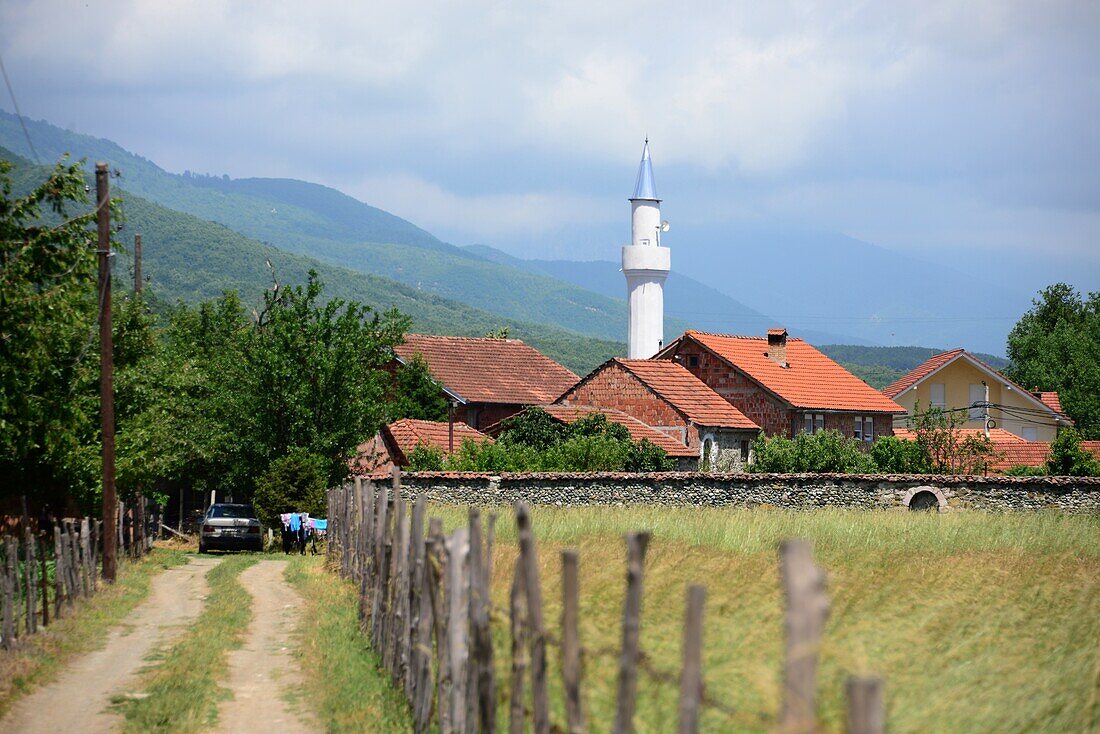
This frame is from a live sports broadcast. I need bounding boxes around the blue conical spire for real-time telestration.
[630,139,658,201]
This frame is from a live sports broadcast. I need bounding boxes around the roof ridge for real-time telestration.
[686,329,804,342]
[405,333,526,344]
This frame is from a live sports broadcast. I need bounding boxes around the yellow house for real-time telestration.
[882,349,1072,442]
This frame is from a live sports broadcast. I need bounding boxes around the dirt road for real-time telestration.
[0,556,220,734]
[213,559,315,733]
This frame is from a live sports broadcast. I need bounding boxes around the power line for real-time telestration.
[0,51,40,164]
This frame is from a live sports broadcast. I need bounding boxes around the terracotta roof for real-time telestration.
[538,404,698,458]
[675,331,906,413]
[882,349,965,398]
[385,418,491,459]
[614,359,759,429]
[394,334,578,405]
[1037,391,1065,415]
[892,428,1046,472]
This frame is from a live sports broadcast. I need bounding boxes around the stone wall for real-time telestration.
[384,471,1100,512]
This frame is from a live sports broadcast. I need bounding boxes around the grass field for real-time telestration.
[325,506,1100,733]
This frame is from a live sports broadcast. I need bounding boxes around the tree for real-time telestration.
[912,403,999,475]
[1046,428,1100,477]
[0,157,103,504]
[1007,284,1100,438]
[870,436,931,474]
[389,353,448,422]
[252,448,328,526]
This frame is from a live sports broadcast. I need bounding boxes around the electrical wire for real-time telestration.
[0,51,40,165]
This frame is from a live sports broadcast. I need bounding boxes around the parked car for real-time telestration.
[199,503,263,553]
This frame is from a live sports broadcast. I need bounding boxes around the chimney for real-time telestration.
[767,328,788,367]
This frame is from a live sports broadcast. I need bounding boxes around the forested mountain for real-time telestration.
[0,112,691,343]
[816,345,1010,389]
[1,147,621,374]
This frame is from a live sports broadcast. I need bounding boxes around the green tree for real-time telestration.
[252,448,328,526]
[870,436,930,474]
[1046,428,1100,476]
[389,353,448,422]
[912,403,999,474]
[497,407,567,451]
[406,444,446,471]
[1,157,105,504]
[1006,284,1100,437]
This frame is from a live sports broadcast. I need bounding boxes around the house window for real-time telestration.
[804,413,825,434]
[969,384,985,421]
[929,383,946,409]
[688,355,699,367]
[740,440,750,462]
[853,416,874,442]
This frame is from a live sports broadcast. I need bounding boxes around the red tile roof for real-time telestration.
[1037,391,1065,415]
[893,428,1048,472]
[538,404,698,457]
[677,331,906,413]
[385,418,491,458]
[394,334,578,405]
[882,349,965,398]
[615,359,760,429]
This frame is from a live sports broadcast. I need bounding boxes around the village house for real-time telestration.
[353,418,492,476]
[556,358,760,470]
[655,329,906,440]
[882,349,1072,442]
[392,334,579,431]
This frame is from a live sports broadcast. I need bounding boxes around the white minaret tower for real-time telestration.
[622,139,670,359]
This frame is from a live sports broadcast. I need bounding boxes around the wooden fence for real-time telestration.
[0,497,156,650]
[327,470,886,734]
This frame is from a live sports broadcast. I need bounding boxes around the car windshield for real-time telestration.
[209,505,256,519]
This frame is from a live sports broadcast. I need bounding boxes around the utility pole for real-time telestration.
[133,232,142,295]
[982,380,991,439]
[97,162,118,584]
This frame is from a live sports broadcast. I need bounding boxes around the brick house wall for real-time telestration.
[559,363,699,448]
[672,340,895,440]
[456,403,525,432]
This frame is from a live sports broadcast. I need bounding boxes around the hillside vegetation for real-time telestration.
[0,112,674,343]
[0,148,621,374]
[818,345,1010,389]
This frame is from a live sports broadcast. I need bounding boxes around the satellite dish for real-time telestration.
[660,220,670,232]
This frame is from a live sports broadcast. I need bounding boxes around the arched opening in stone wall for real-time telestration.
[902,485,947,512]
[908,491,940,511]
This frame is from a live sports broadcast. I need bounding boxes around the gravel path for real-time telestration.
[0,556,220,734]
[212,559,314,733]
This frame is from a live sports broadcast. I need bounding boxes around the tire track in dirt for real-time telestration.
[0,555,221,734]
[212,559,315,733]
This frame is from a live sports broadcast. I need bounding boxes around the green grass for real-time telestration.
[0,549,189,718]
[330,507,1100,733]
[283,554,415,733]
[117,554,256,733]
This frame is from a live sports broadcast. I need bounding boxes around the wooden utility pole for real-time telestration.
[133,232,142,294]
[97,162,118,584]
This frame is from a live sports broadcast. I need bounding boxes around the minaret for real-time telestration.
[622,140,670,359]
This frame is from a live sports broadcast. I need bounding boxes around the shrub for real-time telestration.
[1046,428,1100,476]
[406,444,445,471]
[870,436,931,473]
[748,430,877,474]
[1004,464,1047,477]
[252,448,328,526]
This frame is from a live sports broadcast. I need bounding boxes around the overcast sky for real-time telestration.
[2,0,1098,279]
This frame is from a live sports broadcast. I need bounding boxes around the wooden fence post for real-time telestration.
[370,487,391,645]
[613,531,651,734]
[430,521,453,734]
[412,513,437,734]
[390,497,411,681]
[470,509,495,734]
[508,557,528,734]
[1,538,14,648]
[445,528,470,734]
[677,585,706,734]
[846,676,884,734]
[406,494,427,700]
[779,539,830,734]
[8,535,20,639]
[80,518,91,597]
[358,483,375,631]
[23,527,36,635]
[38,536,49,628]
[515,502,549,734]
[53,526,64,617]
[561,549,584,734]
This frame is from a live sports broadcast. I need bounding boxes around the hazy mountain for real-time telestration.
[0,111,695,344]
[463,244,871,346]
[816,345,1010,389]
